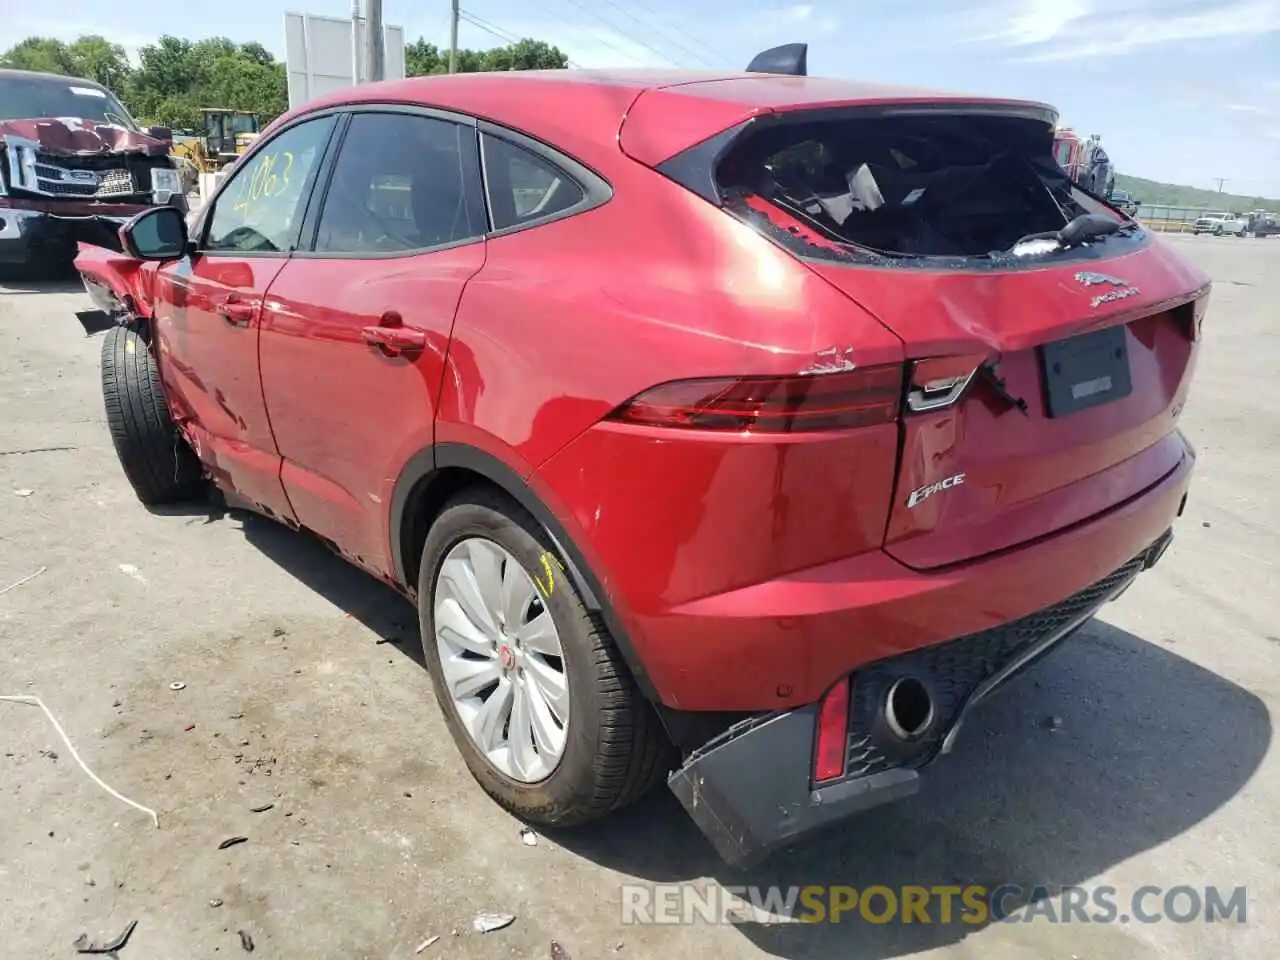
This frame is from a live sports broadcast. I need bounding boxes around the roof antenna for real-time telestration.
[745,43,808,76]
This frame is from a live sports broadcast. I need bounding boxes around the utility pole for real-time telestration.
[1214,178,1227,193]
[351,0,362,84]
[365,0,385,82]
[449,0,459,73]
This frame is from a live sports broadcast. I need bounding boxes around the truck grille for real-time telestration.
[30,161,135,198]
[841,554,1146,780]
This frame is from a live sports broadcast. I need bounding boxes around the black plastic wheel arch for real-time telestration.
[389,442,660,701]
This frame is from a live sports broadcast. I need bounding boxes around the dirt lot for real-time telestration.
[1,235,1277,959]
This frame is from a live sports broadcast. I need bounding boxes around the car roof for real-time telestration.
[284,69,1057,170]
[0,68,111,92]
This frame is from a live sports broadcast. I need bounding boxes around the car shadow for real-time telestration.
[235,508,424,667]
[0,270,83,293]
[157,496,1271,958]
[543,621,1270,958]
[75,309,117,336]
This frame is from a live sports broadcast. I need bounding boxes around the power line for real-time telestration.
[458,9,522,44]
[462,3,598,69]
[459,7,584,68]
[619,7,734,66]
[546,0,690,67]
[590,0,719,67]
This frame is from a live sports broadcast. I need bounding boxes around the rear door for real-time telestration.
[155,113,337,517]
[258,108,488,576]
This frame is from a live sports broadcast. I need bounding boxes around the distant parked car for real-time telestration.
[1108,190,1139,216]
[1192,213,1247,236]
[1247,211,1279,237]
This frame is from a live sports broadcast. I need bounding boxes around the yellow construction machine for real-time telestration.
[170,108,262,190]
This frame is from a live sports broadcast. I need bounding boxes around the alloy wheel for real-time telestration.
[433,537,570,782]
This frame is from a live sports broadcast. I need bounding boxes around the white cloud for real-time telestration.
[780,4,815,23]
[970,0,1280,61]
[985,0,1095,46]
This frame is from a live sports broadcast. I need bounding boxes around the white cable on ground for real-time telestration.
[1,695,159,828]
[0,566,47,596]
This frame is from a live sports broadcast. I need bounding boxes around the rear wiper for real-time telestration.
[1011,212,1127,253]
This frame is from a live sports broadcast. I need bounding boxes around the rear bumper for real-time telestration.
[671,530,1173,866]
[633,442,1193,710]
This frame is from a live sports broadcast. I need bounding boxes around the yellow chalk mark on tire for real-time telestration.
[534,551,564,597]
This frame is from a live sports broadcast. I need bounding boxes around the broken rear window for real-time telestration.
[717,111,1114,262]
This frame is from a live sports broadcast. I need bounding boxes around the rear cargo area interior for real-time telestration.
[719,113,1098,257]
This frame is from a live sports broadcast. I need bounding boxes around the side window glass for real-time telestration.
[482,134,585,230]
[205,116,335,254]
[313,113,483,254]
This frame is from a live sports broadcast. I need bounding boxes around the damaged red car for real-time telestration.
[76,43,1207,866]
[0,68,186,276]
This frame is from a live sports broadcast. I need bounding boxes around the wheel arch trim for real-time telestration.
[389,442,659,700]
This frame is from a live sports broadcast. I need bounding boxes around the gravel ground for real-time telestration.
[1,234,1277,959]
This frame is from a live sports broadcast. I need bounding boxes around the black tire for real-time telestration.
[418,488,672,827]
[100,325,204,505]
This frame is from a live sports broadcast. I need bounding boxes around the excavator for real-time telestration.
[169,108,261,191]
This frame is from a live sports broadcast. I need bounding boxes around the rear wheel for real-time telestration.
[418,489,671,826]
[101,325,204,505]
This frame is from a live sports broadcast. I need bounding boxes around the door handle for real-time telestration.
[361,325,426,354]
[217,298,256,327]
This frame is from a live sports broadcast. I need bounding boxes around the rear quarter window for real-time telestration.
[480,133,586,231]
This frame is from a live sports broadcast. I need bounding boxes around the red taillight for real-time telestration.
[607,365,903,433]
[813,678,851,783]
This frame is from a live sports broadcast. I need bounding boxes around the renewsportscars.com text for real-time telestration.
[620,883,1247,926]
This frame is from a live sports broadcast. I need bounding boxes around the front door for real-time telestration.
[259,109,489,575]
[154,113,337,518]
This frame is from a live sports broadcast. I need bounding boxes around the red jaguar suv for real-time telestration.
[76,43,1207,864]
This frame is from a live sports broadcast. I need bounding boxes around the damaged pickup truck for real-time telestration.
[0,68,186,276]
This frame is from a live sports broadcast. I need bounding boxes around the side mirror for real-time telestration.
[147,125,173,142]
[120,206,188,261]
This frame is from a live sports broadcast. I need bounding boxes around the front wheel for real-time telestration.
[418,489,671,826]
[101,325,204,505]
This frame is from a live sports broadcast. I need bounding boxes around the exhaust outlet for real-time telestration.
[884,676,935,741]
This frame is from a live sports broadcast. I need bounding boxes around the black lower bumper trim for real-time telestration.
[669,532,1172,866]
[668,707,920,867]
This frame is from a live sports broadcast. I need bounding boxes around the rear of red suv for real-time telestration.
[532,80,1205,864]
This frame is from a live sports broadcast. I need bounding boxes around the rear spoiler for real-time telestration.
[746,43,808,76]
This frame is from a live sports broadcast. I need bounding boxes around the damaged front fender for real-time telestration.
[74,242,157,320]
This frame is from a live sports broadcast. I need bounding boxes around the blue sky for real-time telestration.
[5,0,1278,196]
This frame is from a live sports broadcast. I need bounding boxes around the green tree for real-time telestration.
[68,36,132,91]
[2,30,569,132]
[406,37,568,76]
[0,37,79,75]
[482,39,567,71]
[0,35,131,90]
